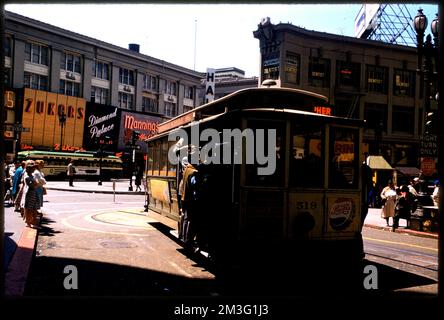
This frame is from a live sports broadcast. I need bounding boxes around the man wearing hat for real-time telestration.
[392,185,412,231]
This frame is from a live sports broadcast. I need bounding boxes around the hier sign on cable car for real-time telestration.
[313,106,332,116]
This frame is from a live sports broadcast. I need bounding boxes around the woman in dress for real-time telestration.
[380,181,397,226]
[22,160,41,229]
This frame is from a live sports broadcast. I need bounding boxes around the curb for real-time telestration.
[364,223,438,239]
[45,187,145,195]
[5,227,38,296]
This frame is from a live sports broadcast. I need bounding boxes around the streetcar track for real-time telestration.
[365,251,438,273]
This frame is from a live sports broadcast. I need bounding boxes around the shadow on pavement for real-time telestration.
[25,256,217,296]
[38,216,62,237]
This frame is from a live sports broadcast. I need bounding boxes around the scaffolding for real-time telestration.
[361,4,417,47]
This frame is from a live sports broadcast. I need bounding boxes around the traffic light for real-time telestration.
[131,131,140,145]
[425,111,436,134]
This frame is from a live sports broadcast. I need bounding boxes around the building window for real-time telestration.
[142,96,158,113]
[25,42,49,66]
[262,51,280,80]
[118,92,134,109]
[119,68,134,86]
[164,80,177,95]
[4,68,11,86]
[143,74,158,91]
[184,85,194,99]
[337,61,360,90]
[59,80,80,97]
[285,51,300,85]
[24,72,48,91]
[60,52,81,74]
[392,105,414,135]
[364,103,387,131]
[393,69,415,97]
[91,86,108,104]
[92,60,109,80]
[4,36,11,57]
[366,65,388,94]
[164,102,177,117]
[308,57,330,88]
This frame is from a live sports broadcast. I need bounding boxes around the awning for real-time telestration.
[366,156,393,170]
[396,166,420,176]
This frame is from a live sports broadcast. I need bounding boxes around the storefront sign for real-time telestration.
[118,111,160,153]
[83,102,121,151]
[21,88,86,149]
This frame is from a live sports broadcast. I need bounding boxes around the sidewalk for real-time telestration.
[364,208,438,239]
[44,179,145,195]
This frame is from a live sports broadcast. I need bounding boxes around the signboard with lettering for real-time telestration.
[118,111,161,153]
[21,88,86,150]
[419,135,438,158]
[3,89,16,140]
[83,102,121,151]
[205,68,215,103]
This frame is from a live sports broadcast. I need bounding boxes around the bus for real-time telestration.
[145,84,366,286]
[17,150,123,179]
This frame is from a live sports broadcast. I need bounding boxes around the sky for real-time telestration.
[4,3,439,78]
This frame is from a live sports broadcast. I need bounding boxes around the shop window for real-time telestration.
[364,103,387,131]
[262,51,280,81]
[285,51,300,85]
[393,69,415,97]
[392,105,414,135]
[366,65,388,94]
[337,61,360,90]
[309,57,330,88]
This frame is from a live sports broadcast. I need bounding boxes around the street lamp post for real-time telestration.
[414,7,441,299]
[414,9,439,135]
[59,112,66,151]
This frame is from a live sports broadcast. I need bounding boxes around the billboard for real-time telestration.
[118,111,161,153]
[83,102,121,152]
[355,4,380,38]
[20,88,86,151]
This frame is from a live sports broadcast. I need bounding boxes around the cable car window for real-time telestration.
[147,143,154,174]
[245,120,285,186]
[167,140,177,177]
[329,127,358,189]
[290,120,323,188]
[160,140,168,176]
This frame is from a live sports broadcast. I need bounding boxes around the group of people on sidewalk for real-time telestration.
[380,177,440,232]
[4,159,47,229]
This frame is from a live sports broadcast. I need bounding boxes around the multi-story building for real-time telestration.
[214,67,258,99]
[253,17,436,170]
[3,11,205,158]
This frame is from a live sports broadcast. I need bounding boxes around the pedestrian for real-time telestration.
[380,181,396,226]
[12,161,25,204]
[135,166,142,192]
[180,155,199,251]
[392,185,412,231]
[67,159,76,187]
[432,180,440,207]
[33,160,47,213]
[21,160,41,229]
